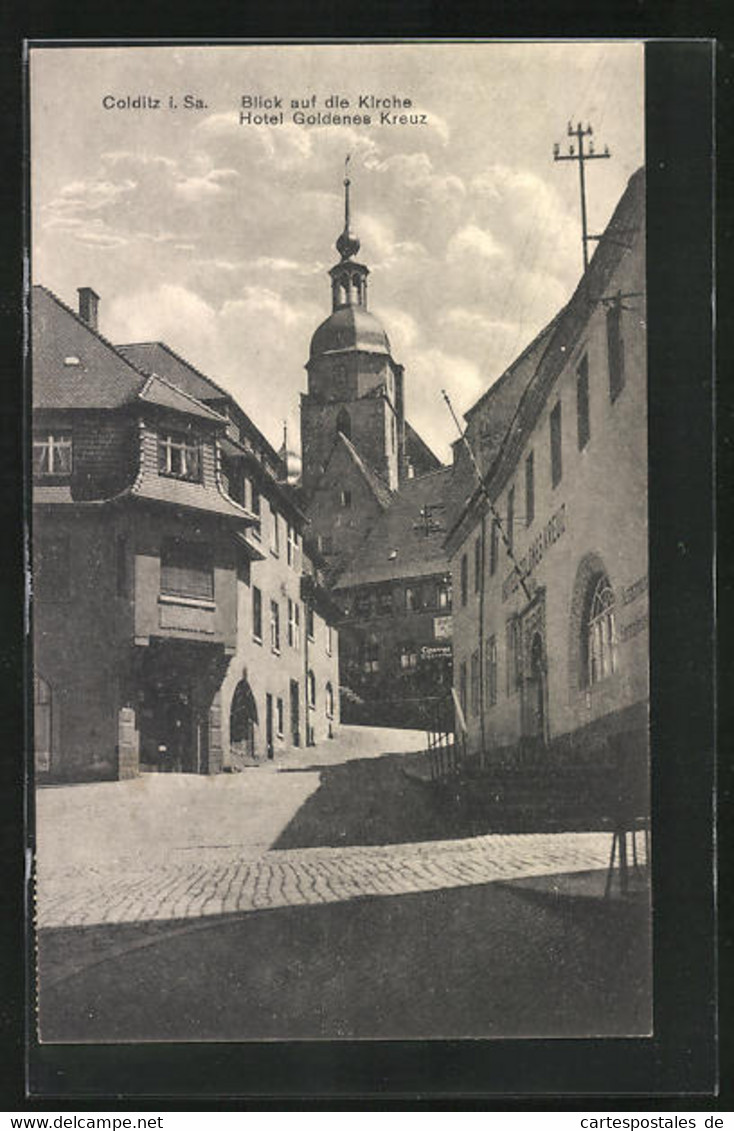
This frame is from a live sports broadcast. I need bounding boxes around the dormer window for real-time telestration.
[158,431,202,482]
[33,430,72,477]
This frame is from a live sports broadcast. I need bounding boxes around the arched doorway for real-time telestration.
[230,679,258,763]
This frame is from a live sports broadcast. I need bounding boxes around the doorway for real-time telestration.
[290,680,300,746]
[230,679,258,762]
[527,633,545,741]
[265,693,274,759]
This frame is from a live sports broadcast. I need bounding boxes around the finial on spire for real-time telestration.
[336,154,360,261]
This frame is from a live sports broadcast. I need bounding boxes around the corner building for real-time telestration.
[446,169,648,765]
[32,286,339,782]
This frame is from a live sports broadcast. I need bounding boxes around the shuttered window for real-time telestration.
[160,540,213,600]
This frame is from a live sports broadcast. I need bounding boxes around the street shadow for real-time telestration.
[273,749,483,850]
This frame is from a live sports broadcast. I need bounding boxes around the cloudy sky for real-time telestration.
[30,42,644,461]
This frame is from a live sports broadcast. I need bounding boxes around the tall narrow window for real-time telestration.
[271,508,280,556]
[586,575,617,685]
[306,605,315,640]
[251,485,261,539]
[160,540,213,601]
[525,451,535,528]
[460,553,468,606]
[294,602,301,650]
[507,486,515,553]
[308,670,317,707]
[325,682,334,718]
[486,635,497,706]
[438,577,452,611]
[607,299,625,401]
[287,597,295,647]
[506,617,522,695]
[326,623,333,655]
[286,522,296,566]
[336,407,351,439]
[474,536,482,593]
[550,401,562,488]
[340,489,352,508]
[276,697,284,737]
[577,355,590,450]
[252,586,262,641]
[270,600,280,654]
[490,519,499,577]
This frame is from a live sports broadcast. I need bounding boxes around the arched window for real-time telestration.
[336,407,351,440]
[586,575,617,685]
[325,681,334,718]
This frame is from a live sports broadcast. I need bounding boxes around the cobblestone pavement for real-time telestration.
[36,829,627,929]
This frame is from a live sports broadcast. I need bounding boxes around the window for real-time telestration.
[525,451,535,527]
[607,299,625,401]
[550,401,562,488]
[287,598,296,647]
[377,587,393,615]
[287,522,297,566]
[252,586,262,641]
[507,486,515,553]
[340,489,352,508]
[325,682,335,718]
[271,508,280,556]
[36,534,70,599]
[251,484,261,538]
[362,635,380,674]
[306,604,315,640]
[336,407,351,439]
[400,643,418,670]
[276,697,284,737]
[355,590,372,618]
[506,617,522,695]
[460,553,468,606]
[308,669,316,708]
[586,575,617,685]
[405,586,417,613]
[160,540,213,601]
[490,519,499,577]
[577,355,590,449]
[486,635,497,706]
[470,649,480,716]
[116,534,127,597]
[326,622,333,655]
[33,430,72,476]
[270,600,281,653]
[459,660,468,718]
[474,537,482,593]
[438,578,452,611]
[158,432,201,482]
[295,602,301,649]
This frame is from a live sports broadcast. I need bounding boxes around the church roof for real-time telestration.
[334,466,459,589]
[330,432,395,510]
[309,305,391,360]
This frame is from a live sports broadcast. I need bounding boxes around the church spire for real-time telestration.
[335,154,361,262]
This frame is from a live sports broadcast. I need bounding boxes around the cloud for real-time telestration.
[107,284,218,357]
[447,224,506,263]
[175,167,239,201]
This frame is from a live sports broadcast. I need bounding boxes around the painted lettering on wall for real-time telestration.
[621,574,648,605]
[502,503,567,603]
[620,614,648,642]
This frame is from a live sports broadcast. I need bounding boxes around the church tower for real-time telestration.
[300,161,406,497]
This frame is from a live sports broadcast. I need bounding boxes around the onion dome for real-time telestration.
[310,306,391,359]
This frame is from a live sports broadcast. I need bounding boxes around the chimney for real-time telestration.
[77,287,100,331]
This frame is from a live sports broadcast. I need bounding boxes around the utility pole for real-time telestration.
[553,121,610,272]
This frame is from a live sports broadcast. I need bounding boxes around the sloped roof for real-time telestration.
[138,373,226,422]
[328,432,395,510]
[32,287,226,423]
[404,420,442,472]
[335,465,458,589]
[446,166,645,551]
[32,285,148,410]
[119,340,285,469]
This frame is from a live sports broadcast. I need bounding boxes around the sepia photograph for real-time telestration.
[29,40,651,1044]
